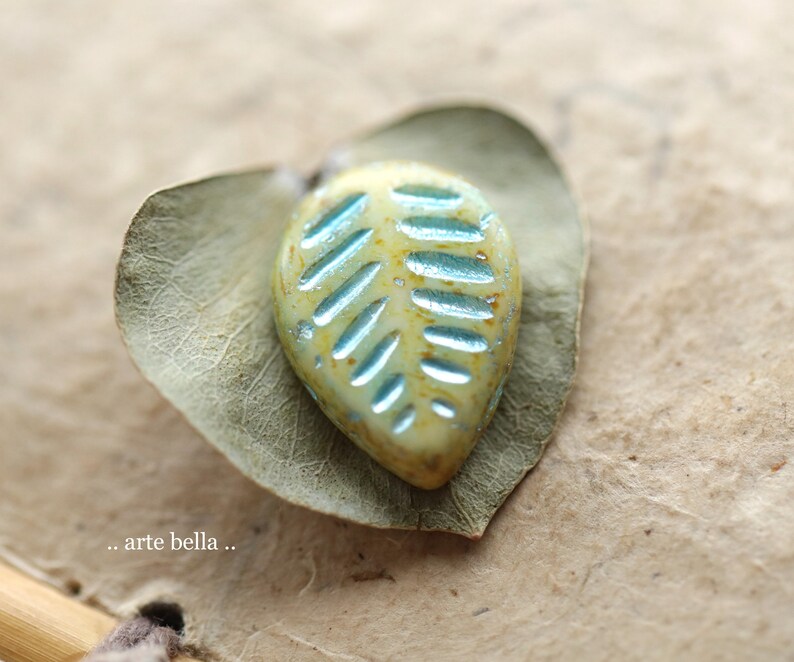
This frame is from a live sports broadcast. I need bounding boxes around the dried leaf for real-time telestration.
[115,106,587,538]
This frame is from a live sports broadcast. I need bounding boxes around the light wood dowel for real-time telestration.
[0,561,197,662]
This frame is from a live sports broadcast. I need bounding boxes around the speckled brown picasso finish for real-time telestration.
[273,161,521,488]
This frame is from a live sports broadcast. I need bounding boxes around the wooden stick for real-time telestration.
[0,561,197,661]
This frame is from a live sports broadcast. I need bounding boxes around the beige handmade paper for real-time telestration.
[1,1,792,660]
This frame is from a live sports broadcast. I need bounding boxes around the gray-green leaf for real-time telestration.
[115,105,587,538]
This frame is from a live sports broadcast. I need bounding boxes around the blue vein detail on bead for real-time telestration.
[306,182,501,432]
[431,399,456,419]
[397,216,484,243]
[392,404,417,434]
[332,297,389,359]
[299,229,373,291]
[405,251,494,284]
[420,358,471,384]
[371,374,405,413]
[411,288,493,320]
[313,262,381,327]
[301,192,368,249]
[350,331,400,386]
[392,185,462,209]
[423,325,488,353]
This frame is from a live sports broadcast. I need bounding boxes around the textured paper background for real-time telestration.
[1,1,792,660]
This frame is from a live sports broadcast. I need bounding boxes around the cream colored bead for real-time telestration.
[273,161,521,489]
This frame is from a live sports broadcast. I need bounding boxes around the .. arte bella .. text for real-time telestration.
[107,532,236,551]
